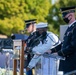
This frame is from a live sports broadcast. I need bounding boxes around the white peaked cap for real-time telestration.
[36,22,48,28]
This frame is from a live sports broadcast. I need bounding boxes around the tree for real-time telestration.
[47,0,76,35]
[0,0,50,36]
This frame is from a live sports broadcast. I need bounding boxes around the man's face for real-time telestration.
[62,13,71,23]
[37,28,47,35]
[63,13,70,19]
[26,24,33,33]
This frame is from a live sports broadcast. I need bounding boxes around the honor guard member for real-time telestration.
[49,6,76,75]
[26,22,61,75]
[24,19,37,75]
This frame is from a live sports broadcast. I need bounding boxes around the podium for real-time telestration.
[35,53,65,75]
[13,40,25,75]
[12,34,28,75]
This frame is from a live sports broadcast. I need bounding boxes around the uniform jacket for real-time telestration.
[58,21,76,73]
[28,31,60,69]
[24,31,38,68]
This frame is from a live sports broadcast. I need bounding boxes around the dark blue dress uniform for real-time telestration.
[58,22,76,73]
[24,19,37,68]
[51,6,76,74]
[24,19,37,75]
[58,6,76,74]
[24,33,34,68]
[25,31,40,75]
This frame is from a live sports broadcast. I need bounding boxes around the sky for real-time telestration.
[52,0,57,4]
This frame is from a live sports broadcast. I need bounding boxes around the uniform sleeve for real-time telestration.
[28,54,41,69]
[32,33,59,54]
[58,27,76,56]
[28,32,59,68]
[51,42,62,53]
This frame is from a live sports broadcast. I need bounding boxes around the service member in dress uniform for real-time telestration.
[24,19,37,75]
[26,22,61,75]
[48,6,76,75]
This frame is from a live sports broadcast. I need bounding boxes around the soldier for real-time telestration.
[26,22,60,75]
[24,19,37,75]
[48,6,76,75]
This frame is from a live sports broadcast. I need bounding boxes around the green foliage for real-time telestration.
[0,0,76,37]
[0,17,24,36]
[0,0,50,36]
[47,0,76,35]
